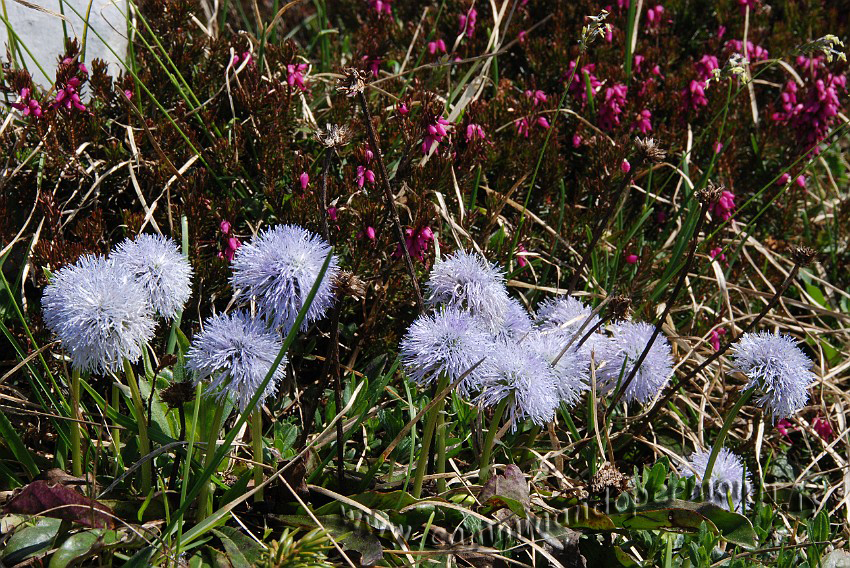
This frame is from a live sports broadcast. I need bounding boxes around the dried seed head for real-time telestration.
[589,462,630,496]
[791,245,817,267]
[160,380,196,409]
[697,182,724,206]
[797,35,846,63]
[334,270,367,299]
[314,123,352,149]
[634,137,666,164]
[337,68,368,97]
[608,295,632,322]
[579,10,610,53]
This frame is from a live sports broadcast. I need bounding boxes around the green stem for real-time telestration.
[123,359,151,494]
[252,409,264,503]
[700,387,755,500]
[70,368,82,478]
[479,394,511,483]
[111,383,121,472]
[197,401,226,520]
[412,374,449,498]
[435,404,447,494]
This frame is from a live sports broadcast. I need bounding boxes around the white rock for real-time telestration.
[0,0,128,90]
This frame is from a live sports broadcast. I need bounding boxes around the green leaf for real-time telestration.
[1,517,61,564]
[0,410,39,478]
[48,529,123,568]
[212,527,262,568]
[123,546,156,568]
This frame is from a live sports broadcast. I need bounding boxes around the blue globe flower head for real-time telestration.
[111,233,192,320]
[596,321,673,404]
[536,296,600,336]
[495,298,534,341]
[230,225,340,334]
[186,311,286,412]
[42,255,156,374]
[527,330,589,407]
[683,447,750,512]
[400,306,494,398]
[476,339,560,428]
[731,331,814,419]
[425,250,511,330]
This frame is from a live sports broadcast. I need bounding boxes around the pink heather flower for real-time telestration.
[709,247,726,263]
[356,165,376,187]
[726,39,768,62]
[626,253,639,264]
[572,134,582,147]
[369,0,392,16]
[776,418,794,439]
[327,207,338,222]
[632,109,652,134]
[813,416,833,441]
[286,63,308,91]
[299,172,309,190]
[684,79,709,111]
[516,244,528,268]
[695,55,720,83]
[220,236,242,262]
[536,116,550,129]
[717,25,726,40]
[771,56,846,152]
[54,77,86,112]
[220,220,232,234]
[427,39,447,55]
[393,226,434,261]
[458,7,477,38]
[398,103,409,116]
[709,327,727,351]
[232,51,253,67]
[795,175,807,188]
[518,30,528,44]
[618,0,630,8]
[422,116,451,154]
[634,54,645,74]
[566,61,602,106]
[466,123,486,142]
[738,0,759,9]
[777,173,791,185]
[365,226,376,240]
[620,159,631,173]
[124,89,134,100]
[362,55,381,78]
[598,83,628,131]
[645,5,665,31]
[710,190,736,221]
[10,88,42,117]
[515,117,530,138]
[525,89,548,106]
[714,141,724,154]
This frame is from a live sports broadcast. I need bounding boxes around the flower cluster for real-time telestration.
[730,331,815,419]
[11,88,42,118]
[683,447,750,512]
[596,322,674,405]
[422,115,452,154]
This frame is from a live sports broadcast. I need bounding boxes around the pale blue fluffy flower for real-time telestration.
[596,321,673,404]
[230,225,339,334]
[111,234,192,319]
[731,331,814,419]
[42,255,156,374]
[496,298,534,340]
[535,296,600,336]
[186,311,286,411]
[425,250,511,330]
[400,307,494,398]
[476,340,560,428]
[527,331,589,407]
[683,447,750,512]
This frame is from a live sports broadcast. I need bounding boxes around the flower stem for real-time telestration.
[197,401,226,520]
[252,409,263,503]
[479,394,510,483]
[70,368,82,478]
[700,387,754,500]
[111,383,121,473]
[412,374,448,498]
[123,358,151,494]
[354,88,424,313]
[435,404,447,494]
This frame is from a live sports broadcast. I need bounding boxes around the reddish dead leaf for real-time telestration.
[5,480,115,528]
